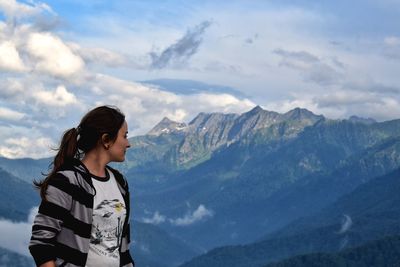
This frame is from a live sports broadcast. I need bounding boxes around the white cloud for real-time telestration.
[0,136,54,158]
[26,32,84,78]
[264,87,400,121]
[33,85,78,107]
[314,89,400,121]
[165,109,187,122]
[0,107,25,121]
[383,36,400,60]
[0,206,38,257]
[88,74,255,136]
[0,41,26,71]
[72,45,127,67]
[169,205,214,226]
[186,93,254,113]
[315,90,378,107]
[141,205,214,226]
[0,69,254,158]
[0,0,53,19]
[142,211,166,225]
[0,78,25,99]
[384,36,400,46]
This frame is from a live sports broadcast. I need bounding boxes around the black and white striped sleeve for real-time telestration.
[29,173,72,266]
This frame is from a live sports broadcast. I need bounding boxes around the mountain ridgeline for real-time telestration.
[123,106,324,172]
[1,105,400,267]
[121,106,400,266]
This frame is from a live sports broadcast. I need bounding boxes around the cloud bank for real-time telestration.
[0,1,254,158]
[141,205,214,226]
[0,206,38,257]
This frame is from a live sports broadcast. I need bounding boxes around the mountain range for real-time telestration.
[1,105,399,266]
[265,235,400,267]
[179,167,400,266]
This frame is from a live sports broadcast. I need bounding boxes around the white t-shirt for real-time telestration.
[86,169,126,267]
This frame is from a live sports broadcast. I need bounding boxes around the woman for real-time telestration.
[29,106,135,267]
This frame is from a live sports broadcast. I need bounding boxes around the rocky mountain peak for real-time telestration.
[242,105,279,118]
[231,105,280,135]
[249,105,263,113]
[147,117,188,136]
[283,108,324,121]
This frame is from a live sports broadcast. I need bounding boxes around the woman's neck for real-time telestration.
[82,150,109,177]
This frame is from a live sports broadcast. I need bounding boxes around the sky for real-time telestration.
[0,0,400,158]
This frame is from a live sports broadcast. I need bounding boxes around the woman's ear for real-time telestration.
[101,133,111,150]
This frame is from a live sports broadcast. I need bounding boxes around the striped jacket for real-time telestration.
[29,159,135,267]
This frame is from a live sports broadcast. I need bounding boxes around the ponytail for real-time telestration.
[33,128,79,201]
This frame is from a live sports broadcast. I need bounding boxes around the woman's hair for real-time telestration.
[34,105,126,200]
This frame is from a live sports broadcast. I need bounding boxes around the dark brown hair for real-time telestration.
[34,105,125,200]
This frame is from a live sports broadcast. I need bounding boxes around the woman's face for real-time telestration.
[108,121,131,162]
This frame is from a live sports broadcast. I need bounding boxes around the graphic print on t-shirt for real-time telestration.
[90,199,126,256]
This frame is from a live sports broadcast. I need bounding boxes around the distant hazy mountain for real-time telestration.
[265,235,400,267]
[348,115,376,125]
[0,156,50,183]
[269,163,400,243]
[141,78,248,99]
[178,167,400,267]
[0,167,39,221]
[131,220,201,267]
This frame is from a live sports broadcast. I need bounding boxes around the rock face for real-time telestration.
[177,112,239,166]
[138,106,325,168]
[147,117,188,136]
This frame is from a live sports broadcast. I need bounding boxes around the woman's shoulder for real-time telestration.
[52,168,78,184]
[52,161,95,193]
[52,159,86,182]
